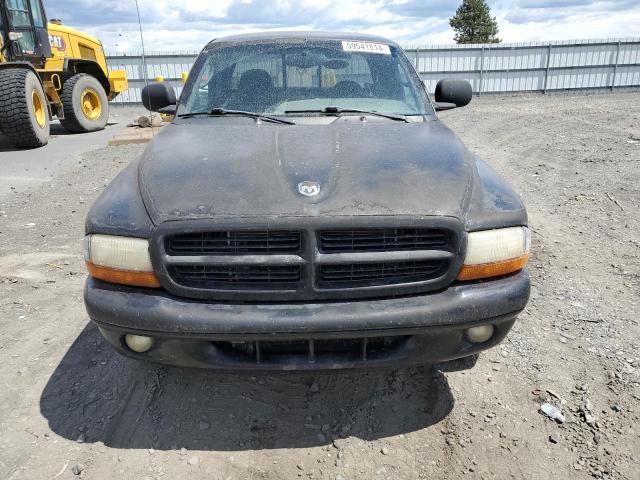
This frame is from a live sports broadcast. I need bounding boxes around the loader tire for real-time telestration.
[0,68,50,148]
[60,74,109,133]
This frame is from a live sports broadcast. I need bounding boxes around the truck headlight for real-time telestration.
[457,227,530,281]
[84,234,161,288]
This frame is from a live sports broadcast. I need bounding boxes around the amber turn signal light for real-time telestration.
[457,253,529,281]
[86,261,161,288]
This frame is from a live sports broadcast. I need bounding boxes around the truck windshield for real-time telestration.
[179,39,432,117]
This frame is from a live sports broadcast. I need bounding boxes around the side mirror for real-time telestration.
[141,82,177,112]
[434,79,472,110]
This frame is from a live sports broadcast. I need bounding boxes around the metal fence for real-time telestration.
[106,52,196,104]
[106,38,640,103]
[411,38,640,94]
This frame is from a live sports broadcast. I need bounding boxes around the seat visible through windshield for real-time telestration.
[179,39,431,117]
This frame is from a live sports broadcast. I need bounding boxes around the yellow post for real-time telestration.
[155,75,164,82]
[181,72,188,84]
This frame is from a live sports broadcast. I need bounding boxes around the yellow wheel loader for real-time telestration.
[0,0,127,148]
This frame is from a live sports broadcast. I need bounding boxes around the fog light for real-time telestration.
[125,334,154,353]
[466,325,494,343]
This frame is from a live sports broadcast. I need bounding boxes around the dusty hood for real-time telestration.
[138,118,476,224]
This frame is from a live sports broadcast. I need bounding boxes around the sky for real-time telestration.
[45,0,640,53]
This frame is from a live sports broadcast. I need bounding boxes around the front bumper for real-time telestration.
[85,269,530,370]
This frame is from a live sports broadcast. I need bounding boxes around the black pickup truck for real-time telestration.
[84,32,530,370]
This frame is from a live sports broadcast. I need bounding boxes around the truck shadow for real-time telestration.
[40,324,454,451]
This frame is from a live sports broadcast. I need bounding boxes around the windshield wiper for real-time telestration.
[284,106,409,123]
[178,108,295,125]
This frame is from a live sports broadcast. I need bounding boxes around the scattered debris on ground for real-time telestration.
[0,92,638,479]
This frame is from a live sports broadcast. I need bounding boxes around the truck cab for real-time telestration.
[0,0,51,65]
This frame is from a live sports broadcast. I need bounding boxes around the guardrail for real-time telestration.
[106,38,640,103]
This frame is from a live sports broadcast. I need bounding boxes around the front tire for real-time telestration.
[60,74,109,133]
[0,68,50,148]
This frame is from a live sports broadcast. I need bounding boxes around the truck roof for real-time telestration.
[205,31,399,48]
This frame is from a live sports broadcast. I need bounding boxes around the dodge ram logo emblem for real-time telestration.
[297,181,321,197]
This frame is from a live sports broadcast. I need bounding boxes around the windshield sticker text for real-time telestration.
[341,41,391,55]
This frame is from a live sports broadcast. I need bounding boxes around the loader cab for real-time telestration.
[0,0,51,67]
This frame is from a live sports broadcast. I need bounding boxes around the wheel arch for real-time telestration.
[0,61,42,80]
[64,59,110,96]
[0,62,55,116]
[0,62,48,105]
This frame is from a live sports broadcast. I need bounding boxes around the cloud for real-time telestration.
[503,0,639,23]
[43,0,640,52]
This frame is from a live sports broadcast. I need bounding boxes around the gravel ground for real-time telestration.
[0,92,638,480]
